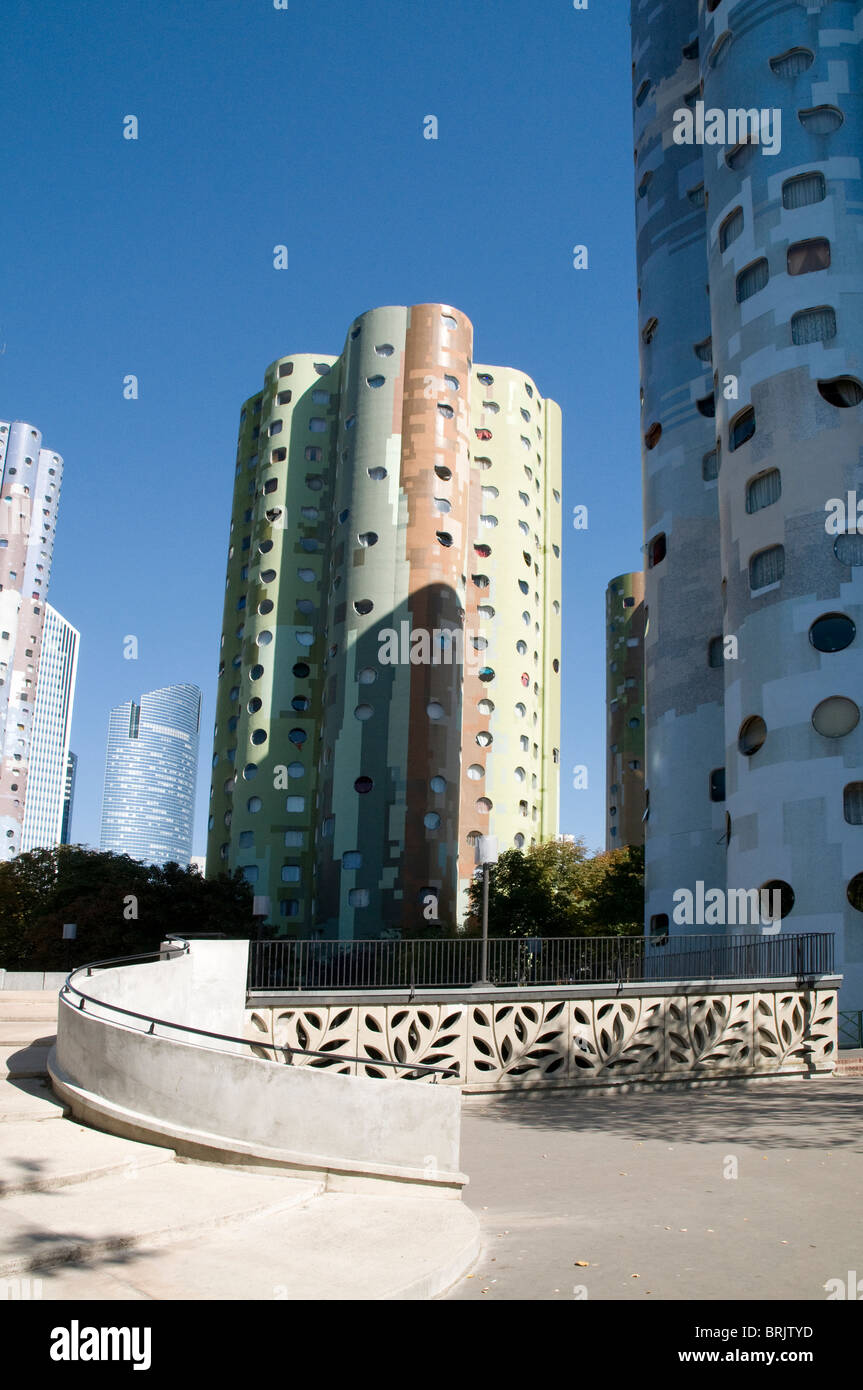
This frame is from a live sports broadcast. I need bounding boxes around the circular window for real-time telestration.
[516,640,527,656]
[247,796,262,813]
[478,667,495,683]
[259,540,273,555]
[552,659,560,674]
[357,667,377,684]
[478,605,495,619]
[375,343,394,356]
[436,531,453,547]
[251,664,265,680]
[424,812,441,830]
[338,509,350,524]
[256,631,273,646]
[818,376,863,409]
[248,697,262,713]
[354,776,373,794]
[250,729,267,745]
[291,696,309,711]
[760,879,795,919]
[261,569,277,583]
[476,731,493,748]
[472,636,489,652]
[354,704,373,720]
[475,797,493,814]
[288,728,307,745]
[736,715,766,757]
[477,698,494,714]
[809,612,856,653]
[467,764,485,780]
[430,775,446,793]
[435,465,452,481]
[812,696,860,738]
[354,599,373,616]
[297,599,315,615]
[427,701,445,720]
[259,600,274,615]
[645,422,662,450]
[514,767,526,783]
[368,466,387,481]
[243,763,258,780]
[358,531,378,547]
[297,568,315,582]
[514,833,525,849]
[847,874,863,912]
[474,544,491,558]
[296,632,314,647]
[293,662,309,678]
[515,703,526,718]
[367,375,385,389]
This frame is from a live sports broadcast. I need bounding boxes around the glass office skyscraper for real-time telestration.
[100,684,201,865]
[20,604,79,852]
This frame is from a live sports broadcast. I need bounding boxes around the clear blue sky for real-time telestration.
[2,0,641,858]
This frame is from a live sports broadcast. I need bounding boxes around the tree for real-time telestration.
[0,846,257,972]
[465,839,644,938]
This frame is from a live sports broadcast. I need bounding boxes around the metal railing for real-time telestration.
[248,931,835,993]
[60,947,456,1079]
[839,1010,863,1049]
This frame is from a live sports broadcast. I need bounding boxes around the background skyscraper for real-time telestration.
[0,420,63,859]
[206,303,562,936]
[100,684,201,865]
[20,604,79,853]
[632,0,863,1006]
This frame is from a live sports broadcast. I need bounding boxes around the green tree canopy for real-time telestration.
[466,839,644,938]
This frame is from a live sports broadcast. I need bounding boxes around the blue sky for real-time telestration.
[2,0,641,858]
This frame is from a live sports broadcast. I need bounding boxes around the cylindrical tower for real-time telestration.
[701,0,863,1000]
[631,0,727,935]
[606,571,646,851]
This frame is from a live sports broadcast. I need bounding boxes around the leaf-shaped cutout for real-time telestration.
[546,1057,565,1073]
[331,1009,352,1029]
[523,1007,538,1023]
[757,1000,772,1016]
[474,1036,493,1057]
[392,1011,408,1027]
[670,1050,688,1063]
[791,1005,803,1035]
[693,1024,705,1052]
[526,1048,558,1060]
[365,1045,384,1061]
[780,1020,792,1046]
[303,1012,321,1029]
[599,1028,611,1054]
[669,1003,683,1020]
[573,1057,593,1069]
[364,1066,386,1079]
[713,1000,727,1018]
[668,1032,688,1049]
[597,1003,612,1020]
[249,1013,269,1034]
[501,1038,512,1064]
[536,1031,562,1044]
[496,1006,513,1023]
[394,1038,406,1063]
[621,1003,635,1021]
[547,1002,565,1021]
[408,1021,420,1051]
[296,1021,309,1050]
[319,1038,348,1052]
[514,1015,526,1043]
[442,1012,461,1029]
[434,1034,459,1049]
[757,1027,778,1044]
[420,1053,452,1067]
[473,1008,489,1027]
[475,1060,494,1071]
[365,1014,382,1032]
[574,1008,590,1025]
[613,1013,625,1042]
[418,1011,432,1030]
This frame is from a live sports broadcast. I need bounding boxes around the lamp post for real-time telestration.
[475,836,498,986]
[62,922,76,976]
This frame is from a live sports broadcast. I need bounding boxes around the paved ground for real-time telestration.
[446,1078,863,1301]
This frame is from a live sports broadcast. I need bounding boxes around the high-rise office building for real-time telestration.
[100,684,201,865]
[20,605,79,853]
[206,303,562,936]
[60,750,77,845]
[0,420,63,859]
[606,572,645,851]
[632,1,863,1005]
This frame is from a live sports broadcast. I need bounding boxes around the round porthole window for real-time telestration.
[812,696,860,738]
[809,612,856,653]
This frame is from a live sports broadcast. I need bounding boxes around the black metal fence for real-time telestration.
[247,931,835,993]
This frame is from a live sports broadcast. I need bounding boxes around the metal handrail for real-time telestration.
[60,945,456,1080]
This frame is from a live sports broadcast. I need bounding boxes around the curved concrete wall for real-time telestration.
[50,941,465,1195]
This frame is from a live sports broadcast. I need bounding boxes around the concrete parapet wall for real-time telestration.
[50,940,465,1194]
[245,976,841,1092]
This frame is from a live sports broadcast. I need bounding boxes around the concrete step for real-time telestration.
[0,990,61,1015]
[0,1120,174,1196]
[26,1190,481,1300]
[0,1024,56,1047]
[0,1045,52,1079]
[0,1162,324,1275]
[0,1079,68,1123]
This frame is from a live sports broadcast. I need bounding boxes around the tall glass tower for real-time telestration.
[20,604,79,853]
[206,303,563,936]
[100,684,201,865]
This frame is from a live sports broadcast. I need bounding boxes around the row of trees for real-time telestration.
[0,847,257,971]
[0,839,645,972]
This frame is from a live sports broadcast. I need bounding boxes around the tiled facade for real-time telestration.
[606,571,645,850]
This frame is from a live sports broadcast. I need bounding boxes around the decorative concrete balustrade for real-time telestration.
[245,976,841,1092]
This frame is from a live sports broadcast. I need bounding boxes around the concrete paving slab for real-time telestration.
[0,1120,173,1195]
[0,1080,68,1123]
[446,1078,863,1302]
[0,1045,52,1079]
[30,1191,480,1301]
[0,1163,324,1275]
[0,1024,56,1047]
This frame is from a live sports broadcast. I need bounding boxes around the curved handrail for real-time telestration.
[60,945,458,1081]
